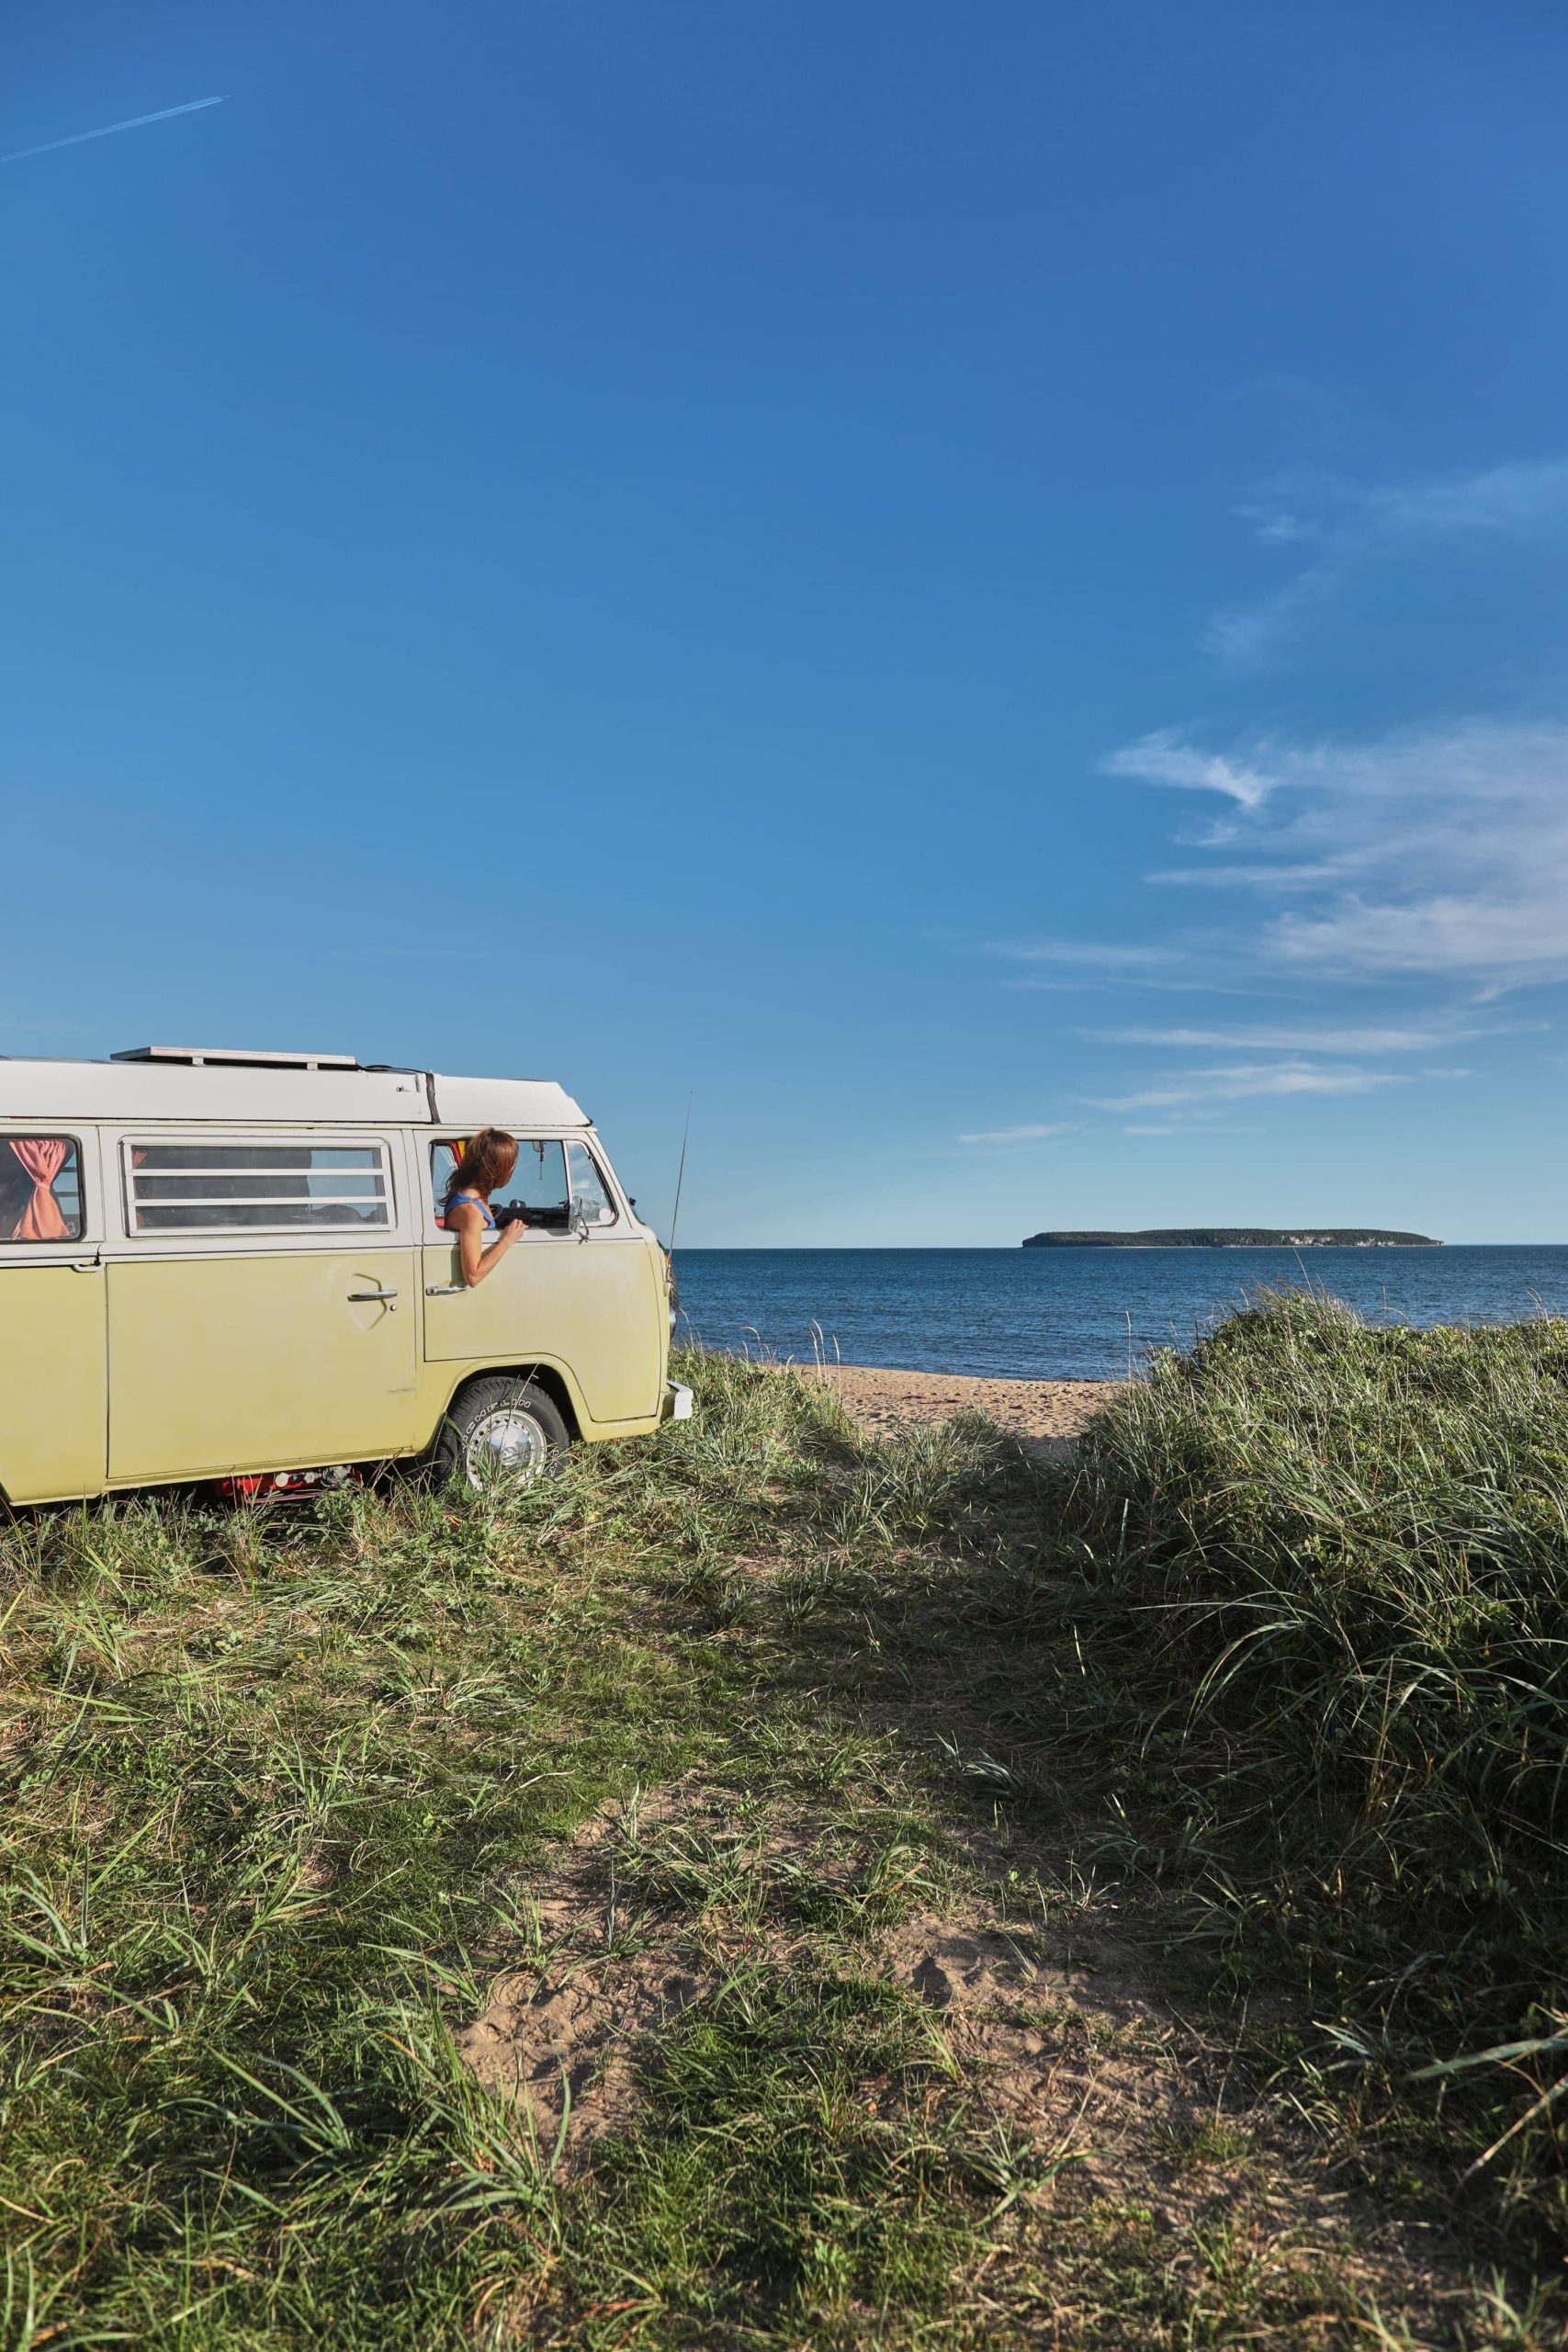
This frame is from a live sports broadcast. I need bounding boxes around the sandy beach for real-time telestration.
[794,1363,1122,1460]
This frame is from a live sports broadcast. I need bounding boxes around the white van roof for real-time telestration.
[434,1074,589,1129]
[0,1052,589,1129]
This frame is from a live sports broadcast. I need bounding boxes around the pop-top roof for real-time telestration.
[0,1053,588,1128]
[111,1046,362,1069]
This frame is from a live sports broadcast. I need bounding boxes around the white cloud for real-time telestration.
[956,1121,1077,1146]
[991,938,1263,994]
[1145,863,1342,890]
[1083,1060,1411,1113]
[1086,1019,1498,1054]
[994,941,1174,969]
[1103,717,1568,989]
[1209,457,1568,663]
[1362,461,1568,537]
[1270,892,1566,979]
[1103,730,1275,810]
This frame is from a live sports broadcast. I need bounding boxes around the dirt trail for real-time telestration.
[456,1783,1465,2334]
[452,1782,1219,2184]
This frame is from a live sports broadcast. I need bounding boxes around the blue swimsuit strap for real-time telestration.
[446,1190,495,1227]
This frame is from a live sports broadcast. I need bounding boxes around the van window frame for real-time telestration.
[565,1137,621,1230]
[117,1131,400,1243]
[425,1134,624,1232]
[0,1132,87,1247]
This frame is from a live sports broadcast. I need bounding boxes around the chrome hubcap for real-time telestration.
[464,1407,548,1487]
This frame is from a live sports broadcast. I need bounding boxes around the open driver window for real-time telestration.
[432,1138,570,1229]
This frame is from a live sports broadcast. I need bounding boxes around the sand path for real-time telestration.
[797,1363,1122,1461]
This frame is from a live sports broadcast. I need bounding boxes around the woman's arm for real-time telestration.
[447,1200,525,1286]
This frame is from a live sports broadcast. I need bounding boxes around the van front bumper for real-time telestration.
[661,1381,694,1423]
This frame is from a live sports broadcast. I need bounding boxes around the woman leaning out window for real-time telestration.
[441,1128,527,1285]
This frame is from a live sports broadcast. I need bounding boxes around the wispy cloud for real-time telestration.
[956,1121,1078,1146]
[1270,895,1563,982]
[1145,862,1341,890]
[1102,730,1274,810]
[1104,717,1568,990]
[1209,457,1568,663]
[989,937,1232,993]
[1,96,226,167]
[1086,1019,1501,1054]
[1082,1060,1412,1113]
[993,941,1174,970]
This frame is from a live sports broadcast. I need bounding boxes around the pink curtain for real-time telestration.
[9,1139,69,1241]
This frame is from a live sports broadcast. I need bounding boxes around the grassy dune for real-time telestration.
[1070,1295,1568,2245]
[1,1311,1563,2348]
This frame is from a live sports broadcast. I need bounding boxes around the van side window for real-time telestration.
[1,1136,84,1242]
[432,1138,570,1228]
[124,1142,392,1233]
[566,1140,616,1227]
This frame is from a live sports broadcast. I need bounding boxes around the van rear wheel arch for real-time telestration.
[433,1369,574,1490]
[434,1362,580,1442]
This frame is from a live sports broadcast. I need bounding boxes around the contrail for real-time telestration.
[2,95,226,166]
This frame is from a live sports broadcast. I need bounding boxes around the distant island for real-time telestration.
[1022,1227,1442,1249]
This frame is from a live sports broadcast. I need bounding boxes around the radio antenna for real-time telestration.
[667,1094,693,1254]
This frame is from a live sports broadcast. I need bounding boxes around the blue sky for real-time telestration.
[5,1,1567,1243]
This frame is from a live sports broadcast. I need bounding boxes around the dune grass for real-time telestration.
[1061,1291,1568,2241]
[0,1317,1563,2347]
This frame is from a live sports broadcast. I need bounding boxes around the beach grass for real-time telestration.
[1063,1290,1568,2241]
[1,1317,1563,2347]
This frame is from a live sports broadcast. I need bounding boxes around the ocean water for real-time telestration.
[671,1246,1568,1383]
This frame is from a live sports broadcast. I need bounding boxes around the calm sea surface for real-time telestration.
[671,1247,1568,1382]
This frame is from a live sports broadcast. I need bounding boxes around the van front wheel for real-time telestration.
[435,1377,570,1490]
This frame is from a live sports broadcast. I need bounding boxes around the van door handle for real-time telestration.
[348,1286,400,1309]
[425,1283,464,1296]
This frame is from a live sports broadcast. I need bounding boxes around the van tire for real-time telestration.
[434,1377,571,1489]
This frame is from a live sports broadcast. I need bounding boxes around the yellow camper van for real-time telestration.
[0,1046,690,1505]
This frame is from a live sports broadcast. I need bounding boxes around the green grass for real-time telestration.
[1060,1291,1568,2235]
[1,1322,1563,2348]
